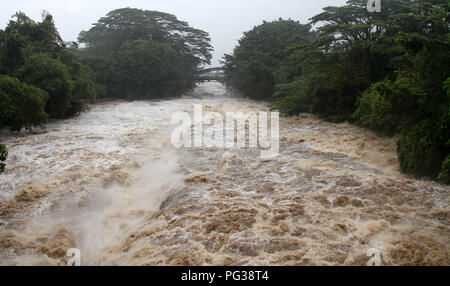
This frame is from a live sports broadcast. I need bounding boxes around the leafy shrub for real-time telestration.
[0,75,48,130]
[353,79,424,135]
[223,19,314,100]
[398,120,448,179]
[78,8,212,99]
[272,80,312,116]
[108,40,185,99]
[16,53,75,119]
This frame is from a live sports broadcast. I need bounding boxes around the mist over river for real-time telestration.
[0,82,448,266]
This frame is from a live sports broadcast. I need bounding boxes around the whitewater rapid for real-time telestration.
[0,82,448,265]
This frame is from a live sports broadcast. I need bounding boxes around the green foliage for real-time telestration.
[398,119,448,179]
[229,0,449,182]
[16,53,75,118]
[78,8,212,65]
[108,40,186,99]
[272,0,449,120]
[63,54,97,113]
[394,66,449,181]
[0,11,97,122]
[0,29,6,73]
[438,78,450,183]
[355,34,449,179]
[0,11,98,173]
[271,80,312,116]
[78,8,213,98]
[223,19,315,100]
[79,57,110,99]
[0,141,6,174]
[2,12,66,72]
[439,154,450,184]
[353,79,424,135]
[0,75,48,130]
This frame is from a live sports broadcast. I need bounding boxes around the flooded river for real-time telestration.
[0,82,448,265]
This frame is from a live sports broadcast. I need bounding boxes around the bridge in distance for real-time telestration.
[194,67,225,82]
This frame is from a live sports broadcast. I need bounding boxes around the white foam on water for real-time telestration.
[0,82,448,266]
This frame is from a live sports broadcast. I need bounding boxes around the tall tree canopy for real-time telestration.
[0,74,48,130]
[0,11,96,122]
[78,8,213,99]
[78,8,212,65]
[108,39,186,99]
[223,19,315,100]
[0,141,6,174]
[0,11,98,173]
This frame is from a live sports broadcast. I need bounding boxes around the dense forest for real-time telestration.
[0,8,212,173]
[223,0,449,184]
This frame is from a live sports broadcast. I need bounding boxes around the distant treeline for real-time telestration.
[223,0,449,184]
[0,8,213,173]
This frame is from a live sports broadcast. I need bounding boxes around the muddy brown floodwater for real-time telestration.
[0,82,448,266]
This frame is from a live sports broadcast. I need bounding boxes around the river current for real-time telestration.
[0,82,448,265]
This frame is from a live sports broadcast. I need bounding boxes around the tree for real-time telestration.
[273,0,449,120]
[265,0,449,182]
[0,11,99,173]
[310,0,449,51]
[353,78,424,135]
[355,34,449,179]
[223,19,315,100]
[61,51,97,113]
[4,11,66,63]
[0,75,48,131]
[16,53,74,119]
[1,11,96,119]
[0,29,6,73]
[439,154,450,184]
[0,141,6,174]
[398,119,448,179]
[108,40,186,99]
[78,8,213,98]
[78,8,212,65]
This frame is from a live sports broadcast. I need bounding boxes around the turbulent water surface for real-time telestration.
[0,82,449,266]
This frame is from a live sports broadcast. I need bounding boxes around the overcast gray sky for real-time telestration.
[0,0,348,66]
